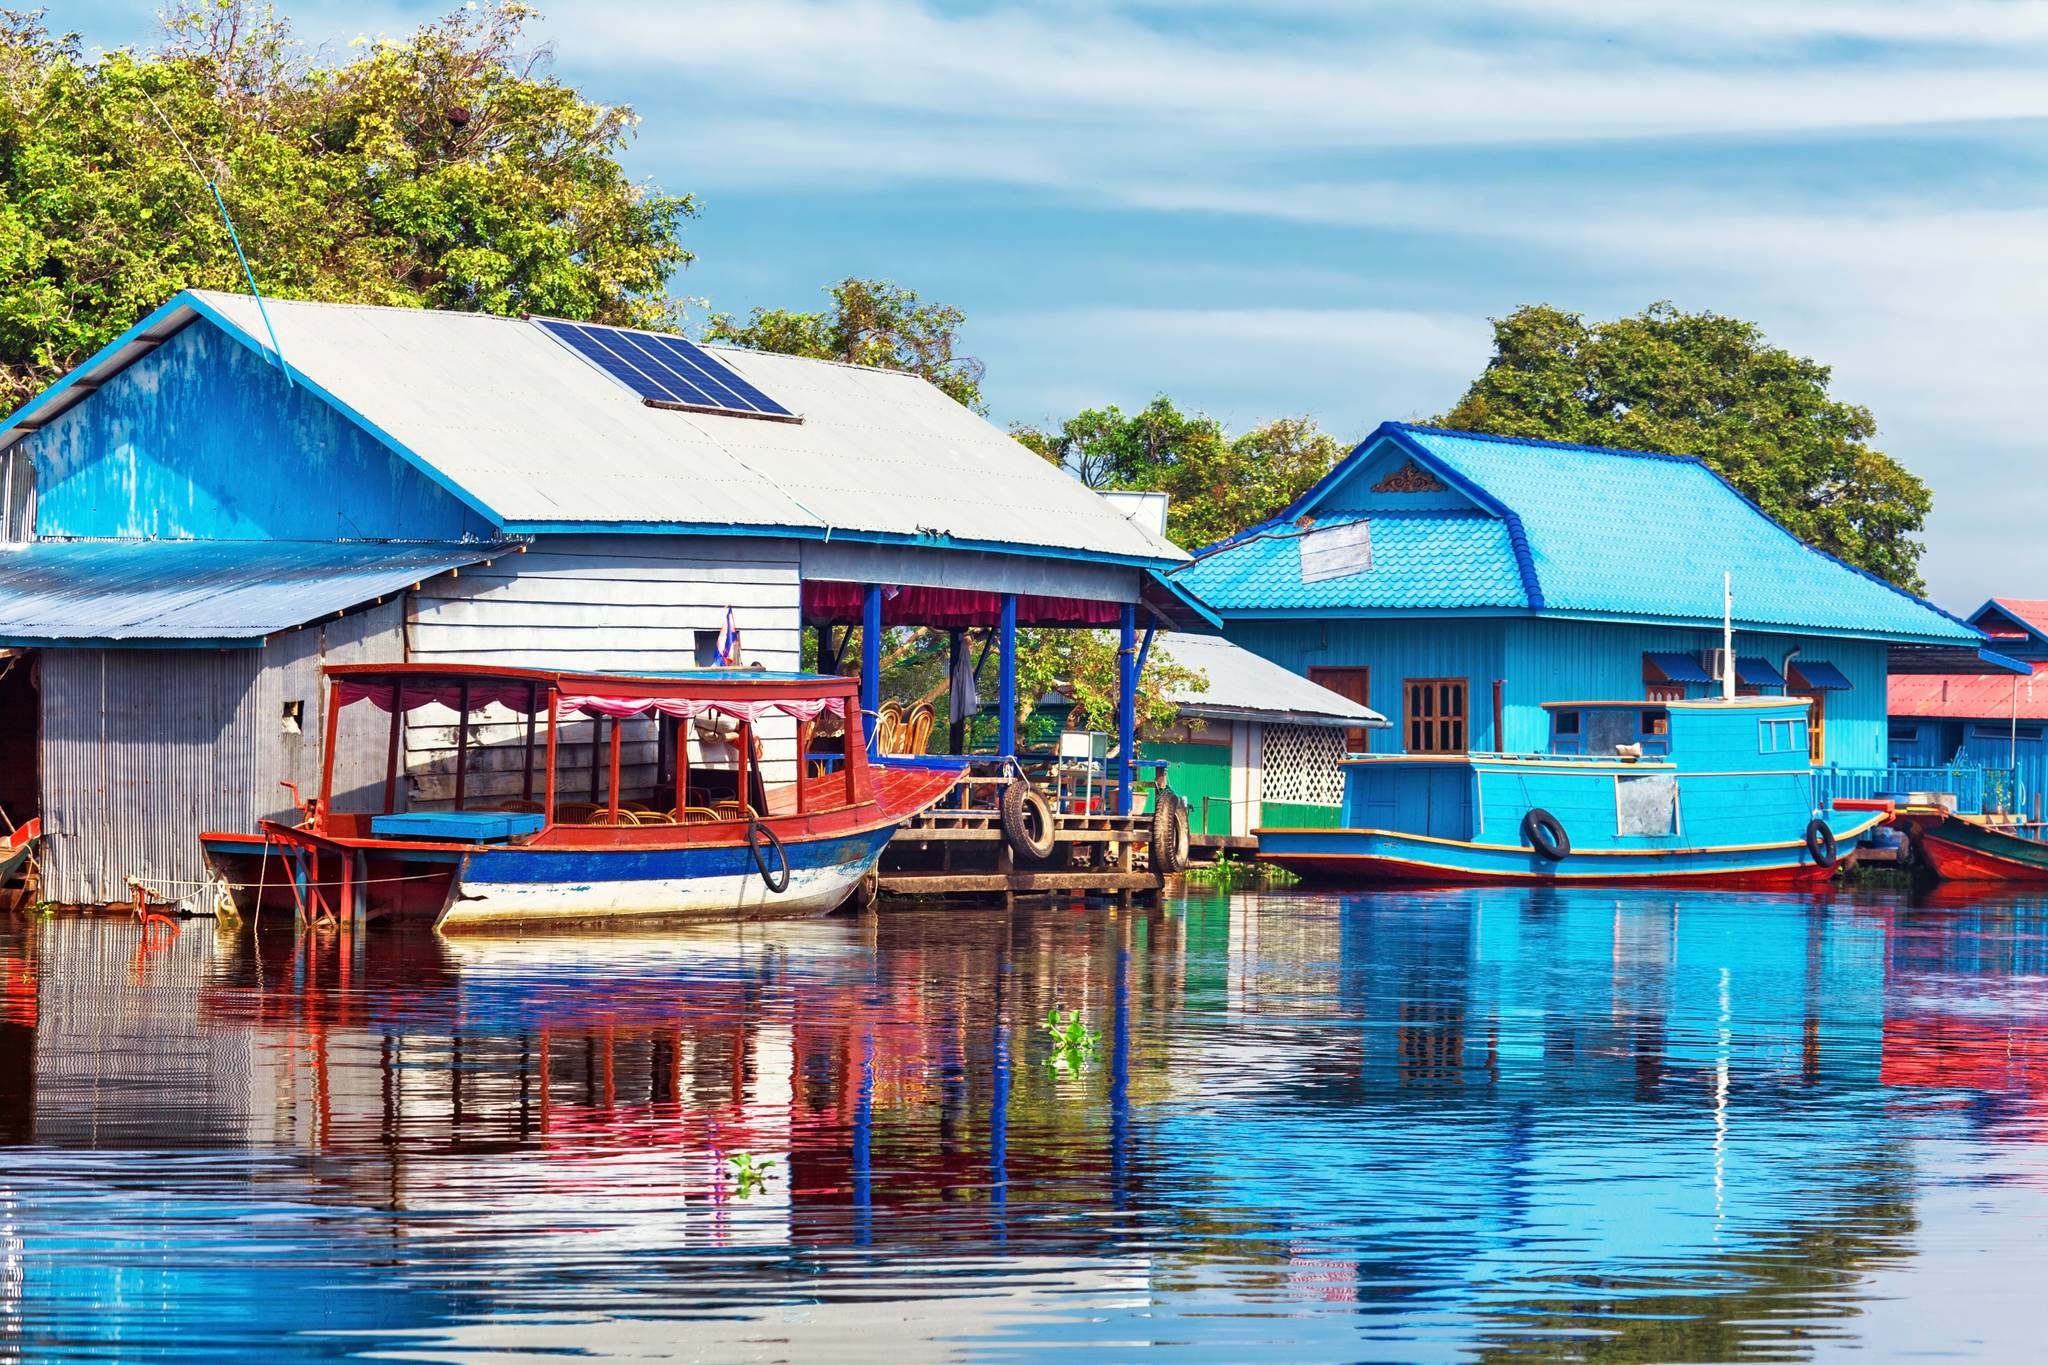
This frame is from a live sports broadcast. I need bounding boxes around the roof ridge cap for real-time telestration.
[1394,421,1705,465]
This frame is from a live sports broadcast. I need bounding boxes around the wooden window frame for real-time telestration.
[1799,691,1826,764]
[1308,666,1373,752]
[1404,677,1469,754]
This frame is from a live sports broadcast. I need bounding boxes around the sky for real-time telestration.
[68,0,2048,612]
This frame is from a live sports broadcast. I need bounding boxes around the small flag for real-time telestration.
[715,606,741,666]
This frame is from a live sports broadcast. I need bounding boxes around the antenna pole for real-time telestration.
[141,91,293,387]
[1722,571,1736,702]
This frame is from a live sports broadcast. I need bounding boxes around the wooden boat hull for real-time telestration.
[1895,811,2048,885]
[1257,813,1884,888]
[203,764,961,931]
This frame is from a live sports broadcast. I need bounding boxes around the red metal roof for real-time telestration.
[1986,598,2048,640]
[1891,661,2048,719]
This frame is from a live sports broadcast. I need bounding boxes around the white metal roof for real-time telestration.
[1154,632,1387,728]
[184,293,1184,564]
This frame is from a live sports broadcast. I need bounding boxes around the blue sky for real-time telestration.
[72,0,2048,610]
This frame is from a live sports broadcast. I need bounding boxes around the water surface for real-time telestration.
[3,887,2046,1361]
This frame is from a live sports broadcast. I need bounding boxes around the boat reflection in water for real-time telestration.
[2,887,2047,1360]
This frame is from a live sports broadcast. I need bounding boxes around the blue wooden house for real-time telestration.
[1889,598,2048,815]
[0,291,1200,904]
[1171,422,2015,826]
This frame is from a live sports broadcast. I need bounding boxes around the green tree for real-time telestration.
[1014,396,1343,549]
[1438,302,1932,591]
[0,0,695,415]
[705,277,987,412]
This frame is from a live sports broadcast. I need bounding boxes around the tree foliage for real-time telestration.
[1013,396,1343,549]
[1438,302,1933,591]
[0,0,695,415]
[705,277,987,412]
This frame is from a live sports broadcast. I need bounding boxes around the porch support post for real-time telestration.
[862,584,883,757]
[948,628,966,755]
[1117,603,1137,816]
[998,594,1019,760]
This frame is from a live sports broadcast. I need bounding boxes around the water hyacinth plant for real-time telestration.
[726,1151,776,1199]
[1044,1007,1099,1072]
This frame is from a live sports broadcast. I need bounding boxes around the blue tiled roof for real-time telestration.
[1171,511,1527,613]
[0,540,503,645]
[1174,422,1978,645]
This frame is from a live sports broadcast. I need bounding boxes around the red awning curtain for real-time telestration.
[335,679,544,712]
[802,581,1122,628]
[555,695,846,723]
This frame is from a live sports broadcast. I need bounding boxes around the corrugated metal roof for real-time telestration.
[1172,511,1526,613]
[134,292,1182,566]
[1154,632,1387,727]
[0,540,501,644]
[1176,422,1981,645]
[1893,663,2048,719]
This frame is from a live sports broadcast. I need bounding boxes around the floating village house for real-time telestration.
[1889,598,2048,814]
[1170,422,2018,827]
[0,291,1209,906]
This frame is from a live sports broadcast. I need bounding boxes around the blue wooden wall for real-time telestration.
[24,320,491,542]
[1891,716,2046,813]
[1225,616,1890,769]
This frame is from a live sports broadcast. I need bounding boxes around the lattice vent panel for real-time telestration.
[1260,725,1347,807]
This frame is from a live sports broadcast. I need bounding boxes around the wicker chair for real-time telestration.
[902,702,936,755]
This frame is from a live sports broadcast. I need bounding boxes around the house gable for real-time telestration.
[1307,434,1488,516]
[23,317,495,542]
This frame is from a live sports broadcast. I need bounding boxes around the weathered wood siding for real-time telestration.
[403,535,804,806]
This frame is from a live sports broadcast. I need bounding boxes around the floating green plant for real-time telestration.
[1044,1007,1100,1072]
[726,1151,776,1199]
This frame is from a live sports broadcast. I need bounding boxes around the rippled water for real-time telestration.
[2,887,2047,1361]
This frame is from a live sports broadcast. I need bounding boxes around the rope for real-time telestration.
[123,871,446,894]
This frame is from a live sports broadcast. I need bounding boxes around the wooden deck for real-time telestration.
[880,769,1173,902]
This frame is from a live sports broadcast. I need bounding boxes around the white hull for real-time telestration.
[437,861,865,931]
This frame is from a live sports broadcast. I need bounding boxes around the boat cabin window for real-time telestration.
[1759,717,1809,754]
[1553,707,1670,758]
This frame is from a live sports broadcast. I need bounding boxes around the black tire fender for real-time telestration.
[746,817,791,893]
[1151,790,1191,874]
[1522,808,1570,862]
[1000,780,1057,861]
[1805,817,1839,870]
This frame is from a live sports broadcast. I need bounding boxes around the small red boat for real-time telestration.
[1892,806,2048,885]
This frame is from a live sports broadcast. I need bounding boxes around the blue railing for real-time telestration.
[1814,764,2021,817]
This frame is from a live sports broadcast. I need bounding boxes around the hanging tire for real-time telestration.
[1805,818,1839,870]
[1150,791,1191,874]
[1522,808,1570,861]
[746,817,791,893]
[1000,780,1057,861]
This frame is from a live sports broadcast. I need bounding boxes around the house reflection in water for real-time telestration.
[0,892,2041,1359]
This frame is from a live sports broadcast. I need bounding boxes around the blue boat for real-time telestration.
[1256,697,1886,886]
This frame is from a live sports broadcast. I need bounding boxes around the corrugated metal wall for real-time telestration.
[37,600,406,905]
[404,535,803,804]
[1224,616,1890,767]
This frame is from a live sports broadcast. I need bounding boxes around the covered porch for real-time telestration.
[801,571,1219,898]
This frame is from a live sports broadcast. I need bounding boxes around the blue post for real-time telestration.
[998,594,1018,759]
[1117,603,1137,815]
[861,583,882,756]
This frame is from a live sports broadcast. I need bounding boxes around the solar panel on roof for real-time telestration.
[531,317,799,422]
